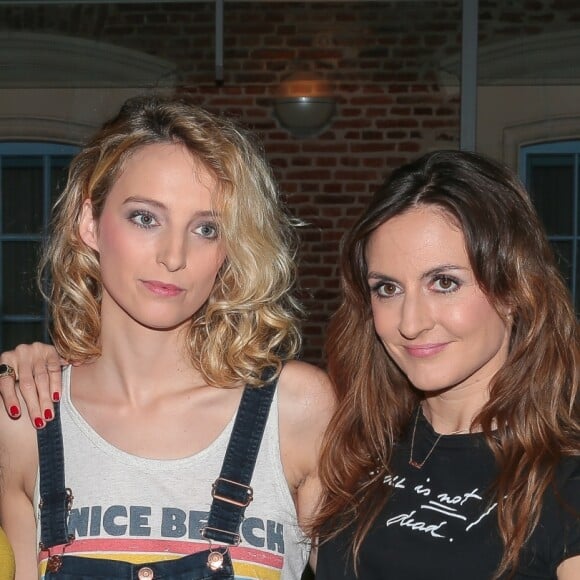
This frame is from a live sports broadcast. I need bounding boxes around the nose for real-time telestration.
[398,290,434,339]
[157,230,187,272]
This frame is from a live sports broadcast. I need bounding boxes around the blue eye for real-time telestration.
[129,210,158,229]
[195,222,219,239]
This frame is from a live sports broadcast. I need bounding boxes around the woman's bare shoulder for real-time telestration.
[277,360,335,443]
[275,361,335,526]
[276,361,335,474]
[277,360,335,423]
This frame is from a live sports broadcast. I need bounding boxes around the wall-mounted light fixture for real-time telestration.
[273,71,336,138]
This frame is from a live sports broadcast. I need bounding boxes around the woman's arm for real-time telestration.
[558,555,580,579]
[276,361,336,570]
[554,458,580,580]
[0,343,65,427]
[0,394,40,579]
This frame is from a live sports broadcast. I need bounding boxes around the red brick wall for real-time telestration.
[1,0,578,363]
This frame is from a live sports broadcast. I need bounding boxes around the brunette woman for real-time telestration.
[314,150,579,579]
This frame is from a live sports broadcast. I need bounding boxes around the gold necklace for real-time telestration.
[408,406,468,469]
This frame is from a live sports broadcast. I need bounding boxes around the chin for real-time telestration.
[404,373,461,394]
[148,319,192,332]
[128,312,193,332]
[412,375,479,396]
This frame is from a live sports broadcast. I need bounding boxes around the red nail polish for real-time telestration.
[34,417,44,429]
[9,405,20,417]
[44,409,54,421]
[52,392,60,402]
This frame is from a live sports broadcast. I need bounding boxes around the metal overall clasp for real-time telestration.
[39,488,75,574]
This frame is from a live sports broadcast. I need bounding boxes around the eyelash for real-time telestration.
[370,281,401,299]
[431,275,460,293]
[129,210,157,229]
[128,211,219,240]
[370,275,461,299]
[195,222,219,240]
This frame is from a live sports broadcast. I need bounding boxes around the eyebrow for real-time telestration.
[122,196,217,218]
[367,264,468,283]
[123,196,167,210]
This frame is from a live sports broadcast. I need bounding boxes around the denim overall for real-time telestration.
[37,369,277,580]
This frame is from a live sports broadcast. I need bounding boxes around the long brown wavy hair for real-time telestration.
[312,150,580,578]
[40,94,302,387]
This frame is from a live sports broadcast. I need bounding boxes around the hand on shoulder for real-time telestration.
[0,342,65,428]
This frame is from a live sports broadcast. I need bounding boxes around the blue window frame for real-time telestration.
[519,141,580,313]
[0,142,78,351]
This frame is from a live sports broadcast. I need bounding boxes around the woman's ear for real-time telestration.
[79,199,99,252]
[499,302,514,329]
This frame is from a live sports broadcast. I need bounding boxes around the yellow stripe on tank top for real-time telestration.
[39,555,282,580]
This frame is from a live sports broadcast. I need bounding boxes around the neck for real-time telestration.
[421,385,489,434]
[73,315,206,405]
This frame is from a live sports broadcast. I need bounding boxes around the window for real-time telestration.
[0,142,77,350]
[520,141,580,312]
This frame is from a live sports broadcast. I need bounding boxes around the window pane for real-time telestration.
[527,154,574,236]
[2,322,44,351]
[2,156,44,234]
[3,241,42,315]
[551,240,573,286]
[0,145,76,353]
[50,156,72,208]
[577,241,580,314]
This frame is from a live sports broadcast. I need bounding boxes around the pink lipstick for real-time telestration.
[141,280,184,297]
[404,343,448,358]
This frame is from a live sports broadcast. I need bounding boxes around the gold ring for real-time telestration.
[0,363,16,379]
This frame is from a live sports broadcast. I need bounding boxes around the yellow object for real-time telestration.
[0,527,15,580]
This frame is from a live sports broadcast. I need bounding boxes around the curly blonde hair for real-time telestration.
[40,94,302,387]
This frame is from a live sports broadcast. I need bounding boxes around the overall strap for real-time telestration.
[37,402,72,549]
[202,366,278,545]
[37,366,280,550]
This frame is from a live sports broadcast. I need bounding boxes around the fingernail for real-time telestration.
[34,417,45,429]
[44,409,53,421]
[9,405,20,417]
[52,392,60,402]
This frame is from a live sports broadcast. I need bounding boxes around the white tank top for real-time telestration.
[36,366,309,579]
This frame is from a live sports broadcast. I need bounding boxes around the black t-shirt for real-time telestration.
[317,413,580,579]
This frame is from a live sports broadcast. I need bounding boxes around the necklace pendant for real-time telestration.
[409,459,423,469]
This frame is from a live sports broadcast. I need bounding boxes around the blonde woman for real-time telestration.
[0,95,333,580]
